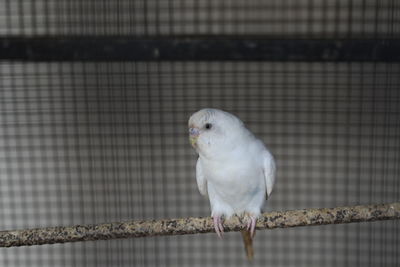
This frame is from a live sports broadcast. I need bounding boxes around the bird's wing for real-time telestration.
[263,150,276,198]
[196,158,208,196]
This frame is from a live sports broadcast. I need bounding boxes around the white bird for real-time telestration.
[188,108,276,260]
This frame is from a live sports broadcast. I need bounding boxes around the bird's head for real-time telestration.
[188,108,247,156]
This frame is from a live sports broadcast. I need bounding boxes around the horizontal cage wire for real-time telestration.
[1,1,400,267]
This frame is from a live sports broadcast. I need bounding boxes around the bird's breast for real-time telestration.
[202,155,264,203]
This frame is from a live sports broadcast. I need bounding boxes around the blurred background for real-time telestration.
[0,1,399,266]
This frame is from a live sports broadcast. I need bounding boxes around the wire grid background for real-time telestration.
[0,0,400,37]
[0,1,400,267]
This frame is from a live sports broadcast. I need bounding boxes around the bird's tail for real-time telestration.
[241,230,254,261]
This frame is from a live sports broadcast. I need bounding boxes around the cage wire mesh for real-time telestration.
[1,1,400,267]
[0,0,400,37]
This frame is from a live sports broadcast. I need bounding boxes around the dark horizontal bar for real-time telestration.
[1,37,400,62]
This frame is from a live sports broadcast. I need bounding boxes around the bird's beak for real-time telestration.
[189,127,200,147]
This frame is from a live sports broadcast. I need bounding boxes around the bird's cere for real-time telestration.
[189,127,200,136]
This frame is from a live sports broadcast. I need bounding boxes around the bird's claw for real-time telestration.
[213,216,224,238]
[245,215,257,238]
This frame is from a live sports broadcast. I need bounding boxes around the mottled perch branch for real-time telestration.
[1,202,399,248]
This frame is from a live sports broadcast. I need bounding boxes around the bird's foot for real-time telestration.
[212,215,224,238]
[244,213,257,238]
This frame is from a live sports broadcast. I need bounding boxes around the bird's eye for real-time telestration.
[205,123,212,130]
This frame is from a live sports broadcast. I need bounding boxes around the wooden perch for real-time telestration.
[1,202,399,248]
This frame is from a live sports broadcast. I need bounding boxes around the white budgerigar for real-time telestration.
[188,108,276,260]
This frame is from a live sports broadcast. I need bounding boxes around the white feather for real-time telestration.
[263,150,276,198]
[196,158,208,196]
